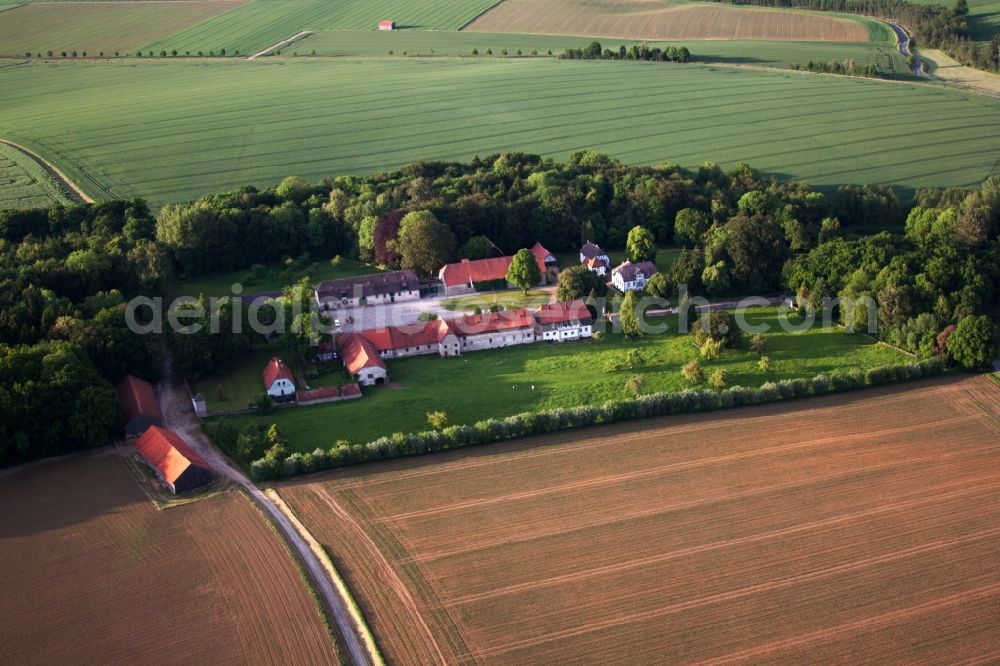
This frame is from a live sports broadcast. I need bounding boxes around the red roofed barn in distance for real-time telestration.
[116,374,164,438]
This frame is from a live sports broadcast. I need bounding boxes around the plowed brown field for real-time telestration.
[280,375,1000,665]
[464,0,870,42]
[0,451,339,665]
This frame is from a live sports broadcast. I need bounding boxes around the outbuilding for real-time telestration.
[263,357,296,402]
[117,374,164,438]
[378,20,396,31]
[135,426,212,494]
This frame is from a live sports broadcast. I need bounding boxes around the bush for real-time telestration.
[700,338,723,360]
[708,369,728,389]
[750,334,767,353]
[758,355,772,372]
[626,373,645,396]
[681,359,704,384]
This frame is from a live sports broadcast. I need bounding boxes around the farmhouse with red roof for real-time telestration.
[135,426,212,494]
[116,374,164,438]
[340,333,389,386]
[534,299,594,341]
[438,242,556,296]
[262,357,296,402]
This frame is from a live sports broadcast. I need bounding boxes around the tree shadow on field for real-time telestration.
[0,448,141,541]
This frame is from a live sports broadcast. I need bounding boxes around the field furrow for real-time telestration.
[280,375,1000,665]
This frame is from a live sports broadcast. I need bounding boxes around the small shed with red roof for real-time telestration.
[135,426,212,494]
[378,19,396,30]
[263,357,296,402]
[117,374,164,438]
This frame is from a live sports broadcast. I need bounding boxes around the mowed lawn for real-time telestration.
[295,30,908,73]
[142,0,505,55]
[0,0,247,56]
[0,142,71,208]
[278,375,1000,665]
[215,308,908,454]
[4,59,1000,207]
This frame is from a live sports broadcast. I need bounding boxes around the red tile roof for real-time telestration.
[584,256,606,269]
[531,242,555,267]
[340,333,387,375]
[378,19,395,27]
[534,299,593,325]
[438,244,550,288]
[362,320,444,351]
[340,383,362,398]
[445,308,534,336]
[135,426,210,488]
[297,386,341,402]
[116,375,163,425]
[262,357,294,389]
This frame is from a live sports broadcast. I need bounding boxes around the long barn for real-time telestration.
[135,426,212,494]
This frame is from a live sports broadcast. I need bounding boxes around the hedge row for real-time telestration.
[249,358,946,481]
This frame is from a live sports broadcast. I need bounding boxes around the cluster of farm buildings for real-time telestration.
[289,240,660,389]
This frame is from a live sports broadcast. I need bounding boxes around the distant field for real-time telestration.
[923,48,1000,95]
[143,0,504,55]
[297,30,908,71]
[279,376,1000,664]
[465,0,881,42]
[0,0,246,56]
[0,141,72,208]
[4,59,1000,207]
[215,308,907,453]
[0,451,339,664]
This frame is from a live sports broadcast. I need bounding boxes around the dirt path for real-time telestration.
[247,30,312,60]
[0,138,95,203]
[157,351,379,666]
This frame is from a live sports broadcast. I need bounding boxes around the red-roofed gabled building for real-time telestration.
[534,299,594,341]
[117,374,164,438]
[262,357,296,401]
[444,308,536,352]
[340,333,389,386]
[135,426,212,494]
[438,243,555,295]
[378,19,396,30]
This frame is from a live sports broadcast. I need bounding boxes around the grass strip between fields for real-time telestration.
[266,489,386,666]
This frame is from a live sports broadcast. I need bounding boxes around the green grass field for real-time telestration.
[4,58,999,208]
[0,0,244,56]
[0,142,72,209]
[212,308,908,455]
[170,257,380,299]
[293,30,908,71]
[193,346,283,411]
[142,0,504,55]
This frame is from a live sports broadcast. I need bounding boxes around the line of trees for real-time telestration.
[713,0,999,73]
[560,41,691,63]
[235,357,946,480]
[791,59,879,76]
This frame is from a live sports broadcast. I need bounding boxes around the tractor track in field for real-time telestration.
[247,30,313,60]
[0,138,94,203]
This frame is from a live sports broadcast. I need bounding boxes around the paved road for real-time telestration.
[884,20,930,78]
[157,351,375,666]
